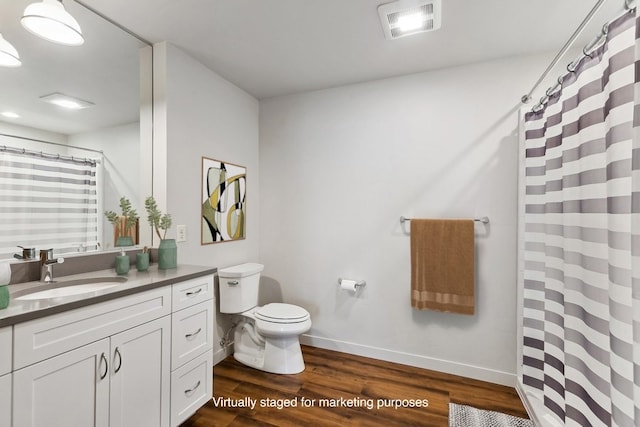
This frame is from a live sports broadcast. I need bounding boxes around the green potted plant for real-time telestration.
[145,196,176,269]
[104,197,138,247]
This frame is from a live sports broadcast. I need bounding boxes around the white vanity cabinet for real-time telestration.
[0,326,12,427]
[7,272,215,427]
[13,317,171,427]
[12,287,172,427]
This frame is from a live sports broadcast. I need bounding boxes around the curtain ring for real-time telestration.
[625,0,636,11]
[583,33,606,58]
[567,55,582,72]
[532,102,544,113]
[546,80,561,97]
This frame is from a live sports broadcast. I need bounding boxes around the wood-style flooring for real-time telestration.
[181,345,529,427]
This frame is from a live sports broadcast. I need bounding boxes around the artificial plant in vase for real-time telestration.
[145,196,176,269]
[104,197,138,247]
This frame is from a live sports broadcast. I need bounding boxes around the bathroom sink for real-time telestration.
[15,276,128,301]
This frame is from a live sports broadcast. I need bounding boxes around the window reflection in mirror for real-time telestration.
[0,0,153,260]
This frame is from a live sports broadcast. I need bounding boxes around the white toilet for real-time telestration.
[218,263,312,374]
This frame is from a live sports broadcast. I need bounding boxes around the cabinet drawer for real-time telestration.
[0,326,11,375]
[170,350,213,427]
[171,299,214,370]
[172,275,214,312]
[14,287,171,369]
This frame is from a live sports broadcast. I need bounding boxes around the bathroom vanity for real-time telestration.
[0,264,216,427]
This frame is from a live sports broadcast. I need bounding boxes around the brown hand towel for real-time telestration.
[411,219,475,315]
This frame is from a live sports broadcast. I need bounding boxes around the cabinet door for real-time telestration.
[13,338,110,427]
[0,373,11,427]
[0,326,11,375]
[109,316,171,427]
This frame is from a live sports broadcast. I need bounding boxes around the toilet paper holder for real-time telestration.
[337,278,366,289]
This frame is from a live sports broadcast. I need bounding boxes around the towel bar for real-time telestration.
[400,216,489,224]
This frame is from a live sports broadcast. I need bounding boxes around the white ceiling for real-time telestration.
[0,0,628,136]
[82,0,626,100]
[0,0,145,135]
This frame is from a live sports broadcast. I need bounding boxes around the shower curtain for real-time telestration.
[0,149,100,259]
[521,9,639,427]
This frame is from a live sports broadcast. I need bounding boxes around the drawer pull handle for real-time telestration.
[228,280,239,286]
[114,347,122,374]
[185,380,201,396]
[186,288,202,297]
[185,328,202,339]
[99,353,108,380]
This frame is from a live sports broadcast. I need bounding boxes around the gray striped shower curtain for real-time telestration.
[0,149,99,259]
[521,9,640,427]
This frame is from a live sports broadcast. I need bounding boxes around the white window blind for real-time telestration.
[0,147,101,260]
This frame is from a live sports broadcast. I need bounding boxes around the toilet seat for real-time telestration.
[255,303,310,324]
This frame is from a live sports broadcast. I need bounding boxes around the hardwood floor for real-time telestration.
[181,345,529,427]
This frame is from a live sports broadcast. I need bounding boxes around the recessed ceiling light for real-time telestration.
[378,0,441,40]
[1,111,20,119]
[39,92,94,110]
[397,12,427,32]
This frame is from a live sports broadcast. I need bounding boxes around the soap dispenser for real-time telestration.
[115,249,130,275]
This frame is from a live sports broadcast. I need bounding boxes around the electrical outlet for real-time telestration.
[176,225,187,242]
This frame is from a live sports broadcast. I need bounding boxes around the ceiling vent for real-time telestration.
[378,0,441,40]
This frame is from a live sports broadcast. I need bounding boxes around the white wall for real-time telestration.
[0,123,67,146]
[153,42,260,363]
[70,122,140,250]
[259,54,547,386]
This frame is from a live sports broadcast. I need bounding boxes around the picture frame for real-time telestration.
[201,156,247,244]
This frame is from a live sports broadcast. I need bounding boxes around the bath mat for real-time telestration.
[449,403,534,427]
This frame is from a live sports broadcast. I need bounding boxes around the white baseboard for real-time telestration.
[300,334,516,387]
[213,346,232,365]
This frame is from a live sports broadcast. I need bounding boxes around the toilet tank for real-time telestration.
[218,263,264,314]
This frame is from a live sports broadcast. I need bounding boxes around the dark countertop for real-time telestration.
[0,264,217,327]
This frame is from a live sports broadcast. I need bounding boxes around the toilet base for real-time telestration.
[262,336,305,374]
[233,318,307,375]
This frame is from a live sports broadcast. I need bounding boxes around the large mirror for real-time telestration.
[0,0,152,260]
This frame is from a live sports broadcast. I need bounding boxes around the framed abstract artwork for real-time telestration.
[201,157,246,244]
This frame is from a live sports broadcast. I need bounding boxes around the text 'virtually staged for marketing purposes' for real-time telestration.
[212,396,430,411]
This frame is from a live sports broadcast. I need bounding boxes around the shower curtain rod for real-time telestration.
[0,144,100,165]
[0,133,104,155]
[520,0,634,105]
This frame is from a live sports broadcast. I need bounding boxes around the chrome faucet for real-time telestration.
[40,250,64,283]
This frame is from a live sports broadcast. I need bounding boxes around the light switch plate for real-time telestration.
[176,225,187,242]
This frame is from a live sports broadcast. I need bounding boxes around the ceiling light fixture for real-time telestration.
[40,92,94,110]
[21,0,84,46]
[378,0,441,40]
[0,34,21,67]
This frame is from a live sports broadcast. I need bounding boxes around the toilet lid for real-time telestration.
[255,303,309,323]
